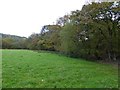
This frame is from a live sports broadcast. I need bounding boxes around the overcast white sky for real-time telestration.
[0,0,88,37]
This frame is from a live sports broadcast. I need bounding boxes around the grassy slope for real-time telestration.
[2,49,118,88]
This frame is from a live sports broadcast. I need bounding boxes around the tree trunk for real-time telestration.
[113,53,117,61]
[108,51,112,61]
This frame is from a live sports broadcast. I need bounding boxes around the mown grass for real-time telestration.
[2,49,118,88]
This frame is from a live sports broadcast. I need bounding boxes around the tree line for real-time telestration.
[1,2,120,61]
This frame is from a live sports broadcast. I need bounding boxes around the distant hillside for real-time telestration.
[0,33,28,49]
[0,33,27,41]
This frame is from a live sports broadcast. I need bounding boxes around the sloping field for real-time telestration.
[2,49,118,88]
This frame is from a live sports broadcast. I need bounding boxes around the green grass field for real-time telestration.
[2,49,118,88]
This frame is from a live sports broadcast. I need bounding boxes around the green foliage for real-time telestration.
[2,49,118,88]
[60,23,80,57]
[59,1,120,60]
[28,25,62,51]
[1,2,120,61]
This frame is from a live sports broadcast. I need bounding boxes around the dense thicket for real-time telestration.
[1,2,120,61]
